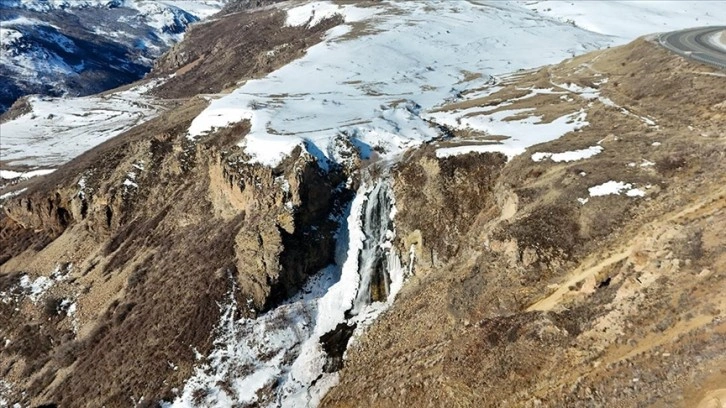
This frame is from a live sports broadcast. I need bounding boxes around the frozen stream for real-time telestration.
[166,178,408,407]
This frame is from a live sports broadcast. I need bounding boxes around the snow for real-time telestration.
[0,380,14,408]
[4,1,724,171]
[7,0,227,20]
[123,179,139,189]
[556,82,600,100]
[1,16,53,27]
[520,1,726,42]
[0,188,27,201]
[188,1,613,167]
[0,17,80,79]
[436,145,503,159]
[0,28,23,45]
[157,1,227,19]
[284,1,364,28]
[65,301,79,332]
[18,275,53,303]
[433,108,589,160]
[278,182,406,407]
[531,145,603,162]
[588,181,645,198]
[0,80,164,167]
[0,169,55,180]
[626,188,646,197]
[15,264,72,303]
[167,181,408,407]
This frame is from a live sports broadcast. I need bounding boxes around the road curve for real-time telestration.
[659,26,726,69]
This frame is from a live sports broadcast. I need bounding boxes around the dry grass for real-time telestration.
[151,9,342,100]
[323,39,726,408]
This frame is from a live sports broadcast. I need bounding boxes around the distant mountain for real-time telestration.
[0,0,226,113]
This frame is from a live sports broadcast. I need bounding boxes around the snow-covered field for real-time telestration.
[519,1,726,41]
[187,1,609,167]
[5,0,726,172]
[0,80,164,168]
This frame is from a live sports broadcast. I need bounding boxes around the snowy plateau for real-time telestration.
[1,1,726,407]
[185,0,724,168]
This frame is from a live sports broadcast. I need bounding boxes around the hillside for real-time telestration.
[324,37,726,408]
[0,1,725,407]
[0,0,229,113]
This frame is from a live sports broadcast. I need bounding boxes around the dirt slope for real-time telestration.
[323,39,726,408]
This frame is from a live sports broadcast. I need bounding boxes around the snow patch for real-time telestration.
[625,188,646,197]
[588,181,646,198]
[285,1,348,27]
[433,108,589,160]
[15,263,72,303]
[0,169,56,180]
[556,82,600,99]
[531,145,602,162]
[18,275,53,303]
[436,145,504,159]
[0,188,27,201]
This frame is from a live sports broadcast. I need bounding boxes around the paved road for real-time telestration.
[659,26,726,69]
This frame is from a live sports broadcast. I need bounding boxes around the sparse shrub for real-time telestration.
[44,297,64,316]
[508,204,580,264]
[655,154,687,175]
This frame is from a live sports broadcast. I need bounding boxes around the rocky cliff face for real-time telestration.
[0,4,356,405]
[0,89,354,404]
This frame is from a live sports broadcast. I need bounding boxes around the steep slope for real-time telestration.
[0,3,353,406]
[323,38,726,407]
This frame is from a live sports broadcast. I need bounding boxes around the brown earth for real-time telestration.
[322,38,726,407]
[151,7,342,99]
[0,5,354,407]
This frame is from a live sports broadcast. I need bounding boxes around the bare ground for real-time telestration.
[323,38,726,408]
